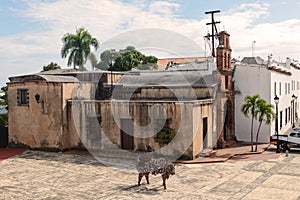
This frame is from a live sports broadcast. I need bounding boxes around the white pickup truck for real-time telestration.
[270,131,300,151]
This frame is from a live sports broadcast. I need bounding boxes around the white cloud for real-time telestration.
[1,1,300,86]
[148,1,181,17]
[219,3,300,59]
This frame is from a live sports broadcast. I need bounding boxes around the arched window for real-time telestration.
[228,54,231,68]
[224,53,227,68]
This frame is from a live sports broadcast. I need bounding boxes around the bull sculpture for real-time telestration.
[136,156,175,189]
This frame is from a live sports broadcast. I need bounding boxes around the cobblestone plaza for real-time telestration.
[0,150,300,199]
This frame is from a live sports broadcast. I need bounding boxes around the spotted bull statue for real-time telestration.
[136,156,175,189]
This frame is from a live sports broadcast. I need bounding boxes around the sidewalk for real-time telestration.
[0,148,25,162]
[0,142,275,164]
[177,142,272,164]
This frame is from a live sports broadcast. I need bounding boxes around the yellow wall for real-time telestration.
[192,101,213,158]
[8,81,75,150]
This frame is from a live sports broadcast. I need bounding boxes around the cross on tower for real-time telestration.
[205,10,221,57]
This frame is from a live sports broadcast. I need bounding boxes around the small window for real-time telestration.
[280,111,283,129]
[288,107,291,122]
[285,83,287,95]
[279,82,281,96]
[285,109,288,125]
[17,89,29,106]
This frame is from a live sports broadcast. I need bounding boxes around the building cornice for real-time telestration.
[268,66,292,76]
[291,63,300,70]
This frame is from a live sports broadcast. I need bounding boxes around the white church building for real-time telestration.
[234,57,300,143]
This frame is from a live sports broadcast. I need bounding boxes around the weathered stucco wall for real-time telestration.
[62,83,76,149]
[192,101,214,158]
[114,87,214,101]
[67,100,213,159]
[8,81,65,149]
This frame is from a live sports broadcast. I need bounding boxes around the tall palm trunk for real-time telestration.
[250,116,254,152]
[255,120,263,152]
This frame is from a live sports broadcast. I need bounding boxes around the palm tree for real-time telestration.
[241,94,261,152]
[88,52,98,71]
[254,100,275,151]
[61,27,99,70]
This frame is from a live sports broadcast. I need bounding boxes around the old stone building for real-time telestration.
[215,31,235,147]
[7,70,124,150]
[7,31,235,160]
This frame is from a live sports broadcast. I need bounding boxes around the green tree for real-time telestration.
[87,53,98,71]
[98,50,120,70]
[42,62,61,72]
[88,50,121,71]
[241,94,261,152]
[0,114,7,127]
[254,99,275,151]
[109,47,158,71]
[155,127,176,147]
[0,86,8,127]
[124,46,135,52]
[0,86,8,106]
[61,27,99,70]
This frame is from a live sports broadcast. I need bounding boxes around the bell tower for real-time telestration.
[216,31,235,148]
[217,31,232,74]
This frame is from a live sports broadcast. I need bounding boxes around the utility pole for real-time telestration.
[252,41,256,57]
[205,10,221,57]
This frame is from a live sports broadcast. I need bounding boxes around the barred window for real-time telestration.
[86,115,102,141]
[17,89,29,106]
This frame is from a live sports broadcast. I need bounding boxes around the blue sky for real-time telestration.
[1,0,300,87]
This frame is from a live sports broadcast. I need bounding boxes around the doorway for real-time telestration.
[120,119,134,150]
[203,117,208,149]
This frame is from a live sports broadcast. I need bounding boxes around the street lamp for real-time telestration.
[296,95,298,125]
[292,94,296,128]
[274,95,280,153]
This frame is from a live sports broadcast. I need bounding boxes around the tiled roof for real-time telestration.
[267,66,292,76]
[165,61,217,76]
[157,57,209,70]
[241,57,265,65]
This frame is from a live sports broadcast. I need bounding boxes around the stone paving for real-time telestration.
[0,149,300,199]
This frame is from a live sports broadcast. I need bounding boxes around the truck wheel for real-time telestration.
[280,143,287,152]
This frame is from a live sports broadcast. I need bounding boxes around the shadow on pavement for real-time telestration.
[16,150,105,167]
[118,184,160,194]
[266,145,300,154]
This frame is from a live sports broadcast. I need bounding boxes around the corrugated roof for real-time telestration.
[38,69,78,75]
[38,75,79,82]
[9,74,78,83]
[116,71,217,88]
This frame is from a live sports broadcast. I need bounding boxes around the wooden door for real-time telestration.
[120,119,134,150]
[203,117,208,149]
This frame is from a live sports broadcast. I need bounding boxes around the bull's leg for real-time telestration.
[162,174,167,189]
[145,172,150,184]
[138,173,143,186]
